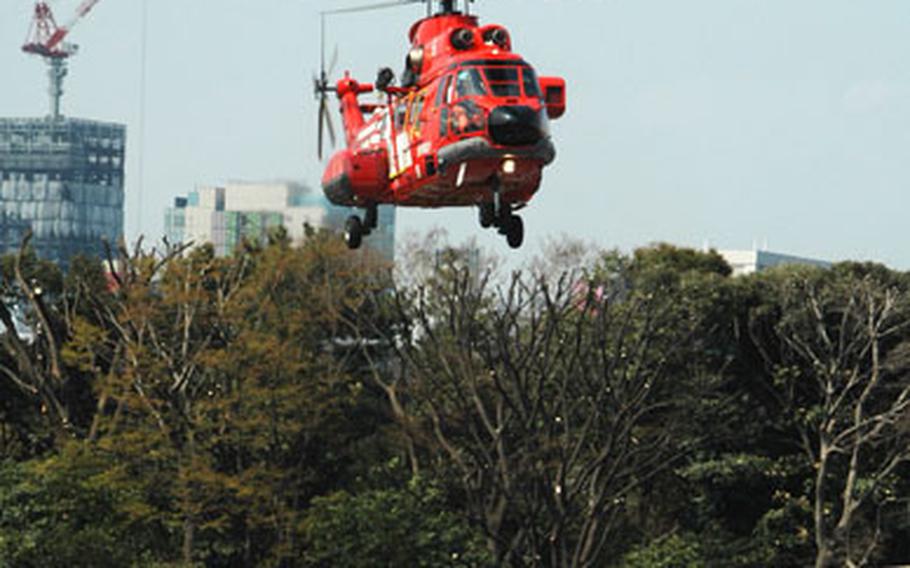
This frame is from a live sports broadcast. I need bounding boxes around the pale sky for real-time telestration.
[2,0,909,266]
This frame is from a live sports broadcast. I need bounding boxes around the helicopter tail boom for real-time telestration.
[334,75,374,147]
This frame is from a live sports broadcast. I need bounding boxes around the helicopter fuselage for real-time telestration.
[321,10,565,248]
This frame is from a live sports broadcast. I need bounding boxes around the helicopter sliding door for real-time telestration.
[387,98,409,179]
[389,99,414,179]
[388,90,428,181]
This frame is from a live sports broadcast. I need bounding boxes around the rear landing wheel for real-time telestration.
[345,215,364,250]
[363,204,378,235]
[504,215,524,249]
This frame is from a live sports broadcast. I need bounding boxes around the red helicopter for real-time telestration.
[316,0,566,249]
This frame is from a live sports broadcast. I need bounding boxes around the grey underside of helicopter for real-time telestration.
[436,136,556,170]
[322,136,555,207]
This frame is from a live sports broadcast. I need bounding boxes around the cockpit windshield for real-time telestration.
[455,68,488,98]
[454,61,542,100]
[483,68,521,97]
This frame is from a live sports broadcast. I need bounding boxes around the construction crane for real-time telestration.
[22,0,102,119]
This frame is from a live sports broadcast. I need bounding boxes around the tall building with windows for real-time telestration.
[0,117,126,269]
[165,181,395,260]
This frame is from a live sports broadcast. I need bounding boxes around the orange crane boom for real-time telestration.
[46,0,102,52]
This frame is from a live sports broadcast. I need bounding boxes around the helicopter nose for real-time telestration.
[488,105,545,147]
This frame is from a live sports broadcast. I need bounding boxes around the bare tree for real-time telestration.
[527,234,602,287]
[364,267,710,567]
[0,232,73,434]
[749,269,910,567]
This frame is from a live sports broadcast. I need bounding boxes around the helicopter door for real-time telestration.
[388,92,426,179]
[437,75,453,138]
[407,92,427,177]
[388,99,409,179]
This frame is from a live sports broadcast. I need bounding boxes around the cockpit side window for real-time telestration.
[409,93,425,132]
[455,68,488,98]
[436,75,451,107]
[483,67,521,97]
[394,101,407,129]
[521,66,542,99]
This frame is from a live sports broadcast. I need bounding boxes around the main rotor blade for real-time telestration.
[327,45,339,78]
[321,0,422,16]
[320,14,328,88]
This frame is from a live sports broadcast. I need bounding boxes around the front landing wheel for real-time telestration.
[345,215,364,250]
[504,215,524,249]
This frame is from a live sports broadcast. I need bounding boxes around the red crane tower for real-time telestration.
[22,0,102,119]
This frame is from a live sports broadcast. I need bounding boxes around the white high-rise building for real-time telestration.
[718,249,831,277]
[165,181,395,260]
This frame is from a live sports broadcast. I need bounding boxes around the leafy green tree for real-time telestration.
[630,243,731,279]
[0,444,164,567]
[65,233,394,565]
[0,230,396,566]
[303,476,491,567]
[4,230,910,568]
[621,533,704,568]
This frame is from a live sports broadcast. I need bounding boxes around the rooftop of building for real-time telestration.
[0,116,126,131]
[171,181,333,211]
[0,116,126,158]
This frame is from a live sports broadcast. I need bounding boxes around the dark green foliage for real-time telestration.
[631,242,732,278]
[0,447,165,567]
[0,239,908,566]
[303,477,491,567]
[621,533,704,568]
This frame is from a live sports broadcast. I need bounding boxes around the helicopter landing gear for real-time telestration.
[344,215,364,250]
[478,202,495,228]
[498,211,524,249]
[363,204,378,235]
[344,204,379,250]
[481,178,524,249]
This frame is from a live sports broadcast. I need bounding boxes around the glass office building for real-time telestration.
[0,117,125,270]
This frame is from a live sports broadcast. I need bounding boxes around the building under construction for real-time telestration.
[0,117,125,269]
[0,1,125,269]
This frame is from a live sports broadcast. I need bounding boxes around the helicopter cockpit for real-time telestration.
[443,60,549,147]
[451,61,542,101]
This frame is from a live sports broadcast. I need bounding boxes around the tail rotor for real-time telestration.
[313,14,339,160]
[314,79,337,161]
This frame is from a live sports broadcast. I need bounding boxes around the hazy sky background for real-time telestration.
[2,0,909,266]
